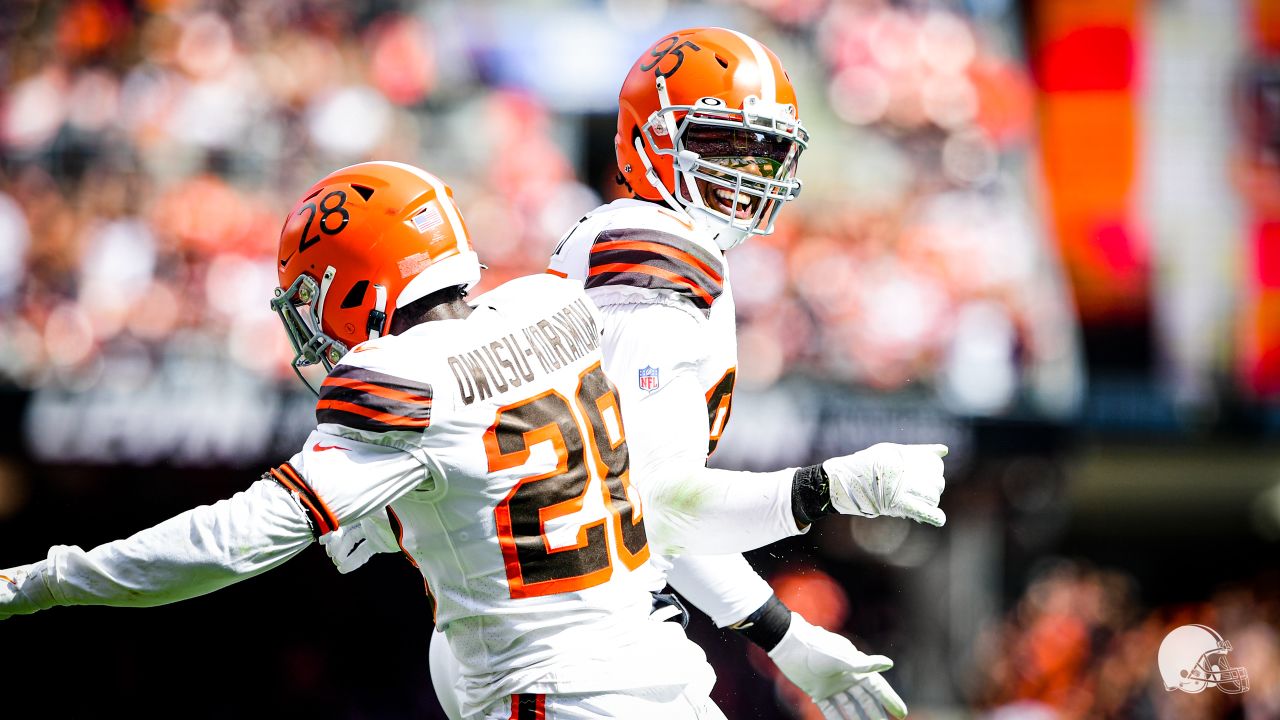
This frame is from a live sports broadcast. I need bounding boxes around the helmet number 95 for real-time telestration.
[639,36,702,79]
[297,189,350,253]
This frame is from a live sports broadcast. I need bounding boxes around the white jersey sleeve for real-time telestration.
[2,478,312,616]
[665,553,776,628]
[0,428,438,618]
[549,199,799,631]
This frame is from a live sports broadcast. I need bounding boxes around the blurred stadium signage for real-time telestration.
[5,372,973,470]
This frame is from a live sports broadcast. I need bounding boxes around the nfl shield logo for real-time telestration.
[638,366,660,392]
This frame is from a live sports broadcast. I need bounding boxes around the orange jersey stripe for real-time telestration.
[270,467,334,535]
[270,468,331,534]
[588,262,715,306]
[278,462,339,533]
[592,239,723,283]
[544,268,568,278]
[315,398,432,428]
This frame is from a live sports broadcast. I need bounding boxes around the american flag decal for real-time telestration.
[638,365,659,392]
[412,206,443,234]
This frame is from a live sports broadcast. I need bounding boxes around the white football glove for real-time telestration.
[824,443,948,527]
[0,561,56,620]
[321,512,400,574]
[768,613,907,719]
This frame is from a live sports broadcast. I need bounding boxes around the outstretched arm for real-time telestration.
[603,301,926,719]
[644,440,948,557]
[605,303,946,556]
[1,434,432,619]
[0,478,313,619]
[667,554,907,719]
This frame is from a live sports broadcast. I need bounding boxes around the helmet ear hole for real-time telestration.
[340,280,369,309]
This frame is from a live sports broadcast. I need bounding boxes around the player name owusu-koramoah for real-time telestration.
[447,298,600,405]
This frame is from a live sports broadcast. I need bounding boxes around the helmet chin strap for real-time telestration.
[641,76,704,232]
[707,220,750,251]
[635,135,696,224]
[367,284,388,340]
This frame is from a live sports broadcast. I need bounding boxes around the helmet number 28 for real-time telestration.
[639,36,702,79]
[296,189,350,253]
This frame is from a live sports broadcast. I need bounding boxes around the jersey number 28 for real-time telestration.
[486,363,649,599]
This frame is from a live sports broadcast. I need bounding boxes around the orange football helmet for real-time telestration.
[616,27,809,249]
[271,161,480,392]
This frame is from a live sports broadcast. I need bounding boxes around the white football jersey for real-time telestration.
[4,274,716,719]
[292,274,712,716]
[549,198,738,457]
[547,198,782,627]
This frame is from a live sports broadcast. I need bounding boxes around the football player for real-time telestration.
[333,29,949,720]
[551,28,930,720]
[0,161,943,719]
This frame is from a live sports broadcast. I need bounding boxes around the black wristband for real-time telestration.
[728,594,792,652]
[792,463,833,527]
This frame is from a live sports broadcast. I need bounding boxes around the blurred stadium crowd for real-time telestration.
[2,1,1279,719]
[722,561,1280,719]
[0,0,1080,419]
[971,561,1280,720]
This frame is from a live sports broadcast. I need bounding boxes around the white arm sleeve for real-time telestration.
[600,302,805,555]
[666,553,775,628]
[1,478,313,616]
[1,435,432,618]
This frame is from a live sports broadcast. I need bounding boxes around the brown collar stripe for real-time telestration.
[267,462,338,537]
[586,228,724,315]
[317,365,433,433]
[509,694,545,720]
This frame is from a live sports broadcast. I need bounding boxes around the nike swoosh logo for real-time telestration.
[312,442,350,453]
[280,251,296,268]
[346,538,367,558]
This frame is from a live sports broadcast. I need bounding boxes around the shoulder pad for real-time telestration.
[316,363,433,434]
[585,227,725,316]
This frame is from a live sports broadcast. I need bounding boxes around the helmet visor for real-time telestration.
[682,125,795,176]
